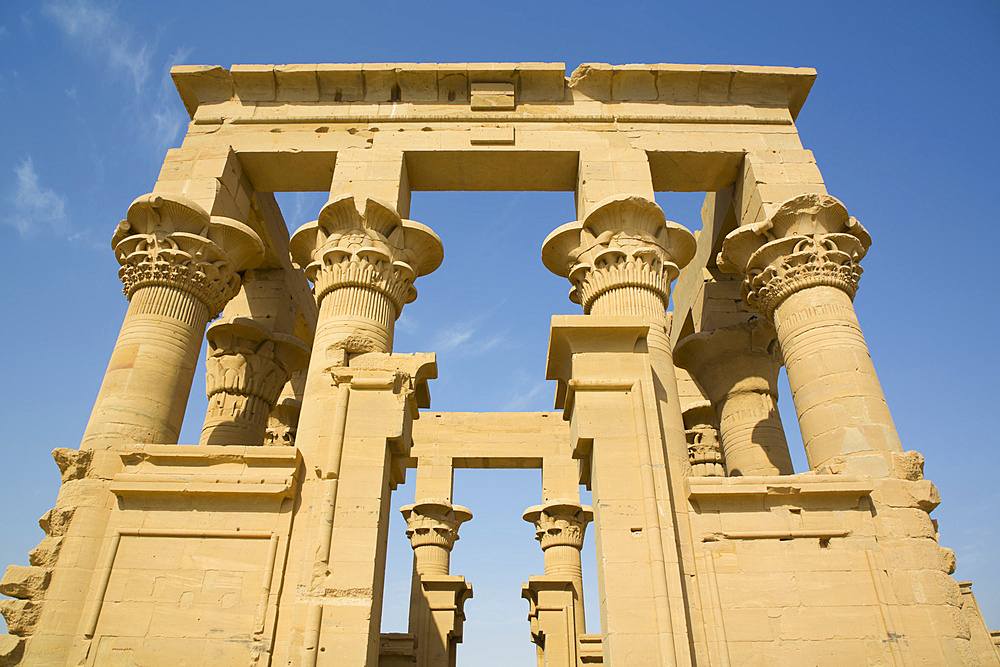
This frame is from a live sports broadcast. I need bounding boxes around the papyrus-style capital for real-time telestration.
[542,195,696,315]
[717,194,871,319]
[401,500,473,552]
[522,501,594,551]
[113,194,264,317]
[289,195,443,314]
[686,425,724,474]
[201,318,310,446]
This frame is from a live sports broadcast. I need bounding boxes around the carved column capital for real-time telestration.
[201,318,310,446]
[113,194,264,317]
[289,195,442,353]
[718,194,871,320]
[542,195,696,315]
[523,501,594,551]
[400,500,473,552]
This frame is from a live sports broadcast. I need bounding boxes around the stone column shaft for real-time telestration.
[775,285,901,469]
[675,320,793,476]
[720,194,902,472]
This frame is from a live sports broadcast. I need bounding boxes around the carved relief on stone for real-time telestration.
[400,500,473,551]
[717,194,871,319]
[112,194,264,317]
[201,318,310,446]
[522,501,594,551]
[685,425,725,477]
[542,195,696,315]
[265,398,302,446]
[289,195,443,314]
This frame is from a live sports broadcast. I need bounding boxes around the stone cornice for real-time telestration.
[171,63,815,122]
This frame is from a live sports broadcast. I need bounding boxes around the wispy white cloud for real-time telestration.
[4,156,69,238]
[0,25,8,38]
[501,371,551,411]
[43,0,151,94]
[43,1,193,156]
[396,313,419,334]
[148,46,194,153]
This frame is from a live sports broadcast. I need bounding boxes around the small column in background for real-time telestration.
[400,500,473,667]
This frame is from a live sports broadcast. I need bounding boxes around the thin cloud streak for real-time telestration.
[4,156,69,239]
[43,0,152,94]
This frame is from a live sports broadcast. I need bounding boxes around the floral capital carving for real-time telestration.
[289,195,443,314]
[717,194,871,320]
[112,194,264,317]
[522,501,594,551]
[686,426,724,467]
[542,195,696,314]
[202,318,310,445]
[400,500,473,551]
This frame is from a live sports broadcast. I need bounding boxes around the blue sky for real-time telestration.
[1,0,998,660]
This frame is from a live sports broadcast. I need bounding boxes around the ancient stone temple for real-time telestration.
[1,62,997,666]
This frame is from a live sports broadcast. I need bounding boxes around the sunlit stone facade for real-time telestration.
[1,62,996,667]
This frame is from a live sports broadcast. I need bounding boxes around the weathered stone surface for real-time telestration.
[0,635,24,667]
[0,566,50,600]
[0,61,991,667]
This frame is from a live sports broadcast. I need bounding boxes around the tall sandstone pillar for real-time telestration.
[280,147,443,666]
[718,193,901,473]
[19,193,263,661]
[543,175,700,664]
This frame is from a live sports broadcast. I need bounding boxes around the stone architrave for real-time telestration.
[675,320,794,476]
[200,317,310,446]
[719,194,902,472]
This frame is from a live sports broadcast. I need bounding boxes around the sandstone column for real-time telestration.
[286,191,442,666]
[542,193,698,665]
[200,317,309,446]
[674,320,794,476]
[719,193,902,472]
[400,500,474,667]
[522,501,593,663]
[86,194,264,454]
[21,193,263,660]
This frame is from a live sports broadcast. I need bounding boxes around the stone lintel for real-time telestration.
[688,474,873,504]
[111,445,300,499]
